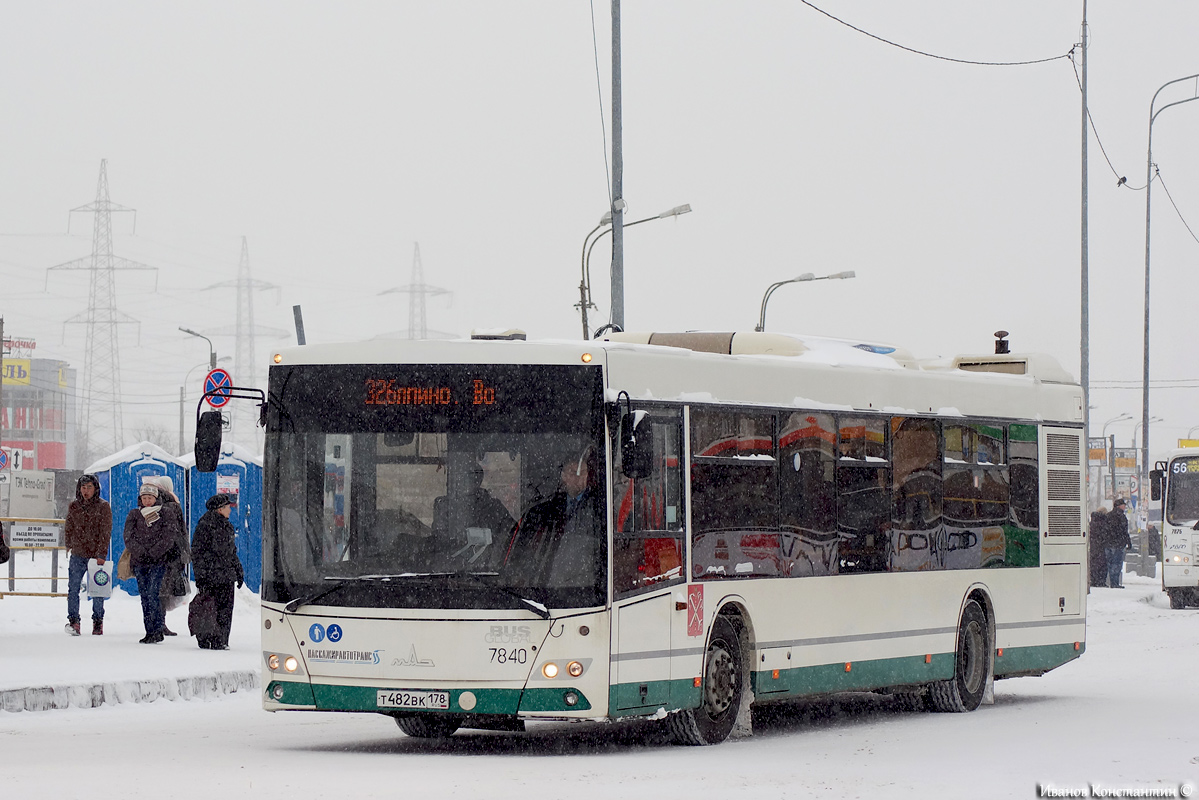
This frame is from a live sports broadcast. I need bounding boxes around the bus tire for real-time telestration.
[928,599,989,713]
[394,713,462,738]
[1168,589,1185,610]
[668,615,744,746]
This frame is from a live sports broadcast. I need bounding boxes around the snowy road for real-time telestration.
[4,576,1196,800]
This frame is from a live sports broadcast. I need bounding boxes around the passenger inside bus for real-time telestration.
[431,463,515,567]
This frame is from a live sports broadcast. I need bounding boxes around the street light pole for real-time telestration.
[755,271,856,332]
[1140,74,1199,521]
[578,204,691,338]
[179,326,216,369]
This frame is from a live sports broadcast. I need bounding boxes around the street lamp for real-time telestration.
[179,326,216,369]
[1133,416,1163,449]
[577,204,691,338]
[1140,74,1199,515]
[755,271,856,332]
[179,356,231,453]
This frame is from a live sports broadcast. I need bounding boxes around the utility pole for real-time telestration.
[1079,0,1091,510]
[46,160,157,458]
[609,0,625,330]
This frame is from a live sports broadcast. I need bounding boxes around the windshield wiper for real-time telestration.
[449,572,551,619]
[283,573,550,619]
[284,575,390,614]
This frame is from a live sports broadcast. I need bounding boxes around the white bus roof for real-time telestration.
[270,331,1083,425]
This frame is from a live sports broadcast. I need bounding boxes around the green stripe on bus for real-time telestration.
[609,679,701,718]
[311,684,523,714]
[994,642,1083,676]
[754,653,956,696]
[518,687,593,712]
[265,679,316,706]
[301,684,594,715]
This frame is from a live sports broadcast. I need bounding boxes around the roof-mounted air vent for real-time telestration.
[470,328,527,341]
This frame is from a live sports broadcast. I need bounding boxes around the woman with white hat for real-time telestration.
[122,482,181,644]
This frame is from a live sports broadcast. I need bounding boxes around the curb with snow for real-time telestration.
[0,669,260,713]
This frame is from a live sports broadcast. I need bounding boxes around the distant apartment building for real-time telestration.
[1,353,78,471]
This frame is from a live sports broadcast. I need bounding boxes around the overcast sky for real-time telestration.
[2,1,1198,458]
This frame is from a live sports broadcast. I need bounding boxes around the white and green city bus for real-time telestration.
[1151,447,1199,609]
[250,330,1088,745]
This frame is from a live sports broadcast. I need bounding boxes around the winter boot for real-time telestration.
[92,618,104,636]
[65,620,81,636]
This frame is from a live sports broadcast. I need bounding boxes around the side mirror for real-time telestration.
[1150,469,1163,502]
[620,410,652,479]
[195,411,224,473]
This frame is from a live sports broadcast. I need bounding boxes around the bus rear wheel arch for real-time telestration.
[928,597,990,713]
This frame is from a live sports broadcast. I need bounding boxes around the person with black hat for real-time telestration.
[1106,498,1133,588]
[64,474,112,635]
[190,494,244,650]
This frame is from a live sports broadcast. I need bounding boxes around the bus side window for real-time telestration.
[690,408,779,580]
[613,411,685,598]
[890,417,942,573]
[836,415,891,574]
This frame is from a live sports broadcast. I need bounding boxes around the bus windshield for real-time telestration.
[1167,456,1199,526]
[263,363,607,611]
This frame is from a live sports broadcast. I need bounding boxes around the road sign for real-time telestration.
[204,368,233,408]
[0,449,7,470]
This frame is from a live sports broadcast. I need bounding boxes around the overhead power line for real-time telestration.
[798,1,1074,66]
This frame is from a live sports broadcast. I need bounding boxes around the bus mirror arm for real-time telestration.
[1150,468,1164,502]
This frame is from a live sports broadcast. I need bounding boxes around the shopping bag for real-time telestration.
[117,549,132,581]
[86,558,114,599]
[188,592,219,638]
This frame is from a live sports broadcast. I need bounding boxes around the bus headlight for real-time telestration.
[284,657,299,672]
[268,654,280,670]
[542,662,559,679]
[567,661,584,678]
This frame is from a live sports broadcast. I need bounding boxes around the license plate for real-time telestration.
[377,690,450,710]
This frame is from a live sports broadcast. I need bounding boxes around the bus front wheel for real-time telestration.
[928,599,989,713]
[668,615,744,746]
[394,713,462,738]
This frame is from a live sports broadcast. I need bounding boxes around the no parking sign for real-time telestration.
[204,368,232,408]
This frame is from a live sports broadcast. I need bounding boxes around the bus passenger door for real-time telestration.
[614,593,673,710]
[611,408,686,711]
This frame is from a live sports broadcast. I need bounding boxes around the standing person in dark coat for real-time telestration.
[64,474,113,636]
[1089,507,1109,588]
[123,483,181,643]
[1106,498,1132,588]
[191,494,244,650]
[153,476,190,636]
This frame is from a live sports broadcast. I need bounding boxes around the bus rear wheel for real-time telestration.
[394,713,462,738]
[668,615,744,746]
[928,599,989,713]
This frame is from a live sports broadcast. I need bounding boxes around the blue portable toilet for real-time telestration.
[85,441,189,596]
[183,442,263,592]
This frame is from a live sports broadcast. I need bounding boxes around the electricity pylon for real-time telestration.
[46,159,157,458]
[379,242,452,338]
[203,237,282,450]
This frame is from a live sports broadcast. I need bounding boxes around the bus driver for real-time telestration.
[502,446,602,588]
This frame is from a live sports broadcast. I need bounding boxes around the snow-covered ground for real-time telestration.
[2,573,1197,799]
